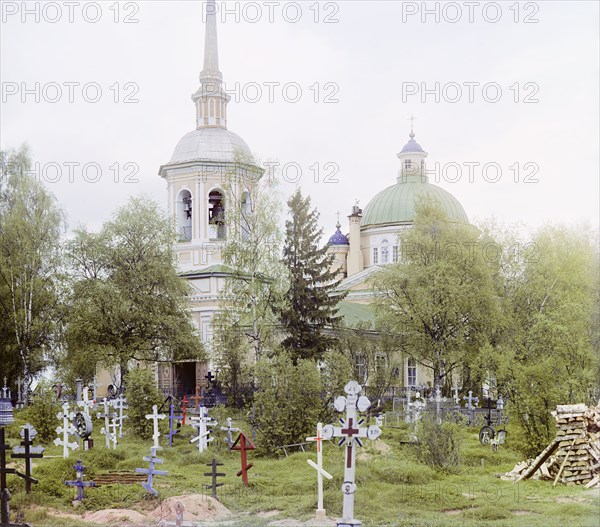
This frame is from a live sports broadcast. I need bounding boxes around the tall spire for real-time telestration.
[200,0,222,83]
[192,0,230,129]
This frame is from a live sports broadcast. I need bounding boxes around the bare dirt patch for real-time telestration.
[149,494,231,522]
[83,509,148,525]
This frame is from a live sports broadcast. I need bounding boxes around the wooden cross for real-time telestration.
[145,405,166,450]
[54,402,79,458]
[1,427,15,525]
[181,395,189,426]
[65,460,95,501]
[167,403,183,447]
[191,384,203,411]
[190,406,216,453]
[135,447,168,497]
[322,381,381,525]
[463,390,479,425]
[111,395,128,438]
[11,424,44,493]
[231,432,255,486]
[306,422,332,518]
[204,371,215,385]
[97,398,117,449]
[220,417,240,450]
[204,458,225,499]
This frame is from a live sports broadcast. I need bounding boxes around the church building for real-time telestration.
[137,0,470,397]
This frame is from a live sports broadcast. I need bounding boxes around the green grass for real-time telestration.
[4,410,599,527]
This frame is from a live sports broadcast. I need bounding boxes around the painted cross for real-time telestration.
[204,458,225,499]
[97,398,117,449]
[54,402,79,458]
[65,460,95,501]
[191,384,203,412]
[181,395,189,426]
[111,395,128,438]
[463,390,479,425]
[204,371,215,385]
[136,446,168,496]
[77,387,95,418]
[145,405,166,450]
[167,403,183,447]
[190,406,216,453]
[306,422,332,519]
[231,432,255,487]
[11,424,44,493]
[220,417,239,450]
[322,381,381,527]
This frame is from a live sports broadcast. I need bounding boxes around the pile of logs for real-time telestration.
[502,403,600,488]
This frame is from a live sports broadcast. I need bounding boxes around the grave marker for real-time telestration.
[167,403,183,447]
[11,424,44,493]
[306,422,332,520]
[65,460,95,501]
[136,447,168,496]
[231,432,255,487]
[111,395,128,438]
[97,398,117,449]
[190,406,216,453]
[220,418,239,450]
[322,381,381,527]
[54,402,79,458]
[145,405,166,450]
[463,390,479,425]
[204,458,225,499]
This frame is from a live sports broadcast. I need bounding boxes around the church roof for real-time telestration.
[169,127,253,164]
[328,224,349,245]
[361,178,468,227]
[337,301,375,328]
[399,134,425,154]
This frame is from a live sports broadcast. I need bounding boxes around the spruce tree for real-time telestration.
[278,189,346,363]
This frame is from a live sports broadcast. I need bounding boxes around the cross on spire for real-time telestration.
[408,114,416,133]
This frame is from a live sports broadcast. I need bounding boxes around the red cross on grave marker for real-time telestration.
[231,431,255,487]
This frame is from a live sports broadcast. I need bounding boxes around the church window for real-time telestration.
[208,190,226,240]
[393,245,399,263]
[381,240,389,264]
[373,247,378,265]
[176,189,192,241]
[407,357,417,387]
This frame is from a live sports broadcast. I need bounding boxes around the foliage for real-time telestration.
[124,368,163,439]
[63,196,204,387]
[253,352,323,455]
[415,414,462,472]
[20,381,60,443]
[0,145,66,402]
[480,223,600,456]
[372,197,500,395]
[214,166,284,405]
[278,189,346,363]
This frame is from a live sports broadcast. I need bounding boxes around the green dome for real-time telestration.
[361,177,469,228]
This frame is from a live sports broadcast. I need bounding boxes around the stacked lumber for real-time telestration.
[502,403,600,488]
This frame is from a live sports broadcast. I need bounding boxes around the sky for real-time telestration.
[1,0,599,241]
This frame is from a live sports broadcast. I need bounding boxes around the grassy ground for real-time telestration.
[5,407,599,527]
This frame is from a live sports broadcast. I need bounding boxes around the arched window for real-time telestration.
[381,240,389,264]
[176,189,192,241]
[208,190,226,240]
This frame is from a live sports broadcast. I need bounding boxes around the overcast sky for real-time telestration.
[2,0,599,240]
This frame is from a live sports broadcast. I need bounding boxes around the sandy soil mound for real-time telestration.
[149,494,231,522]
[82,509,148,525]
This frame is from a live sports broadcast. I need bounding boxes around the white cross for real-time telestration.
[77,387,95,419]
[111,395,128,438]
[97,398,117,449]
[54,402,79,458]
[306,422,332,518]
[322,381,381,527]
[190,406,216,453]
[220,417,239,450]
[145,404,166,450]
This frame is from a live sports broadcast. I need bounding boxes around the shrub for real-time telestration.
[124,369,162,439]
[416,414,462,473]
[20,381,60,444]
[253,352,323,455]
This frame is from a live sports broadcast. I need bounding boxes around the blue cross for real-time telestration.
[167,404,183,447]
[65,460,95,501]
[135,447,168,496]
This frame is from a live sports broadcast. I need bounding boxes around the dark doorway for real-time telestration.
[173,362,196,397]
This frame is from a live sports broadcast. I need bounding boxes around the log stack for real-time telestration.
[502,403,600,488]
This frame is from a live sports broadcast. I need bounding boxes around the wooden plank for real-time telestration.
[585,476,600,488]
[554,439,576,487]
[515,439,559,483]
